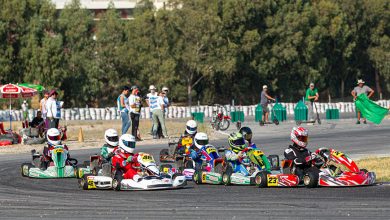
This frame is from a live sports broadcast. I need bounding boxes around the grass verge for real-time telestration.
[356,157,390,182]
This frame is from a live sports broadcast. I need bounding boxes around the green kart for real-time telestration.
[21,145,78,178]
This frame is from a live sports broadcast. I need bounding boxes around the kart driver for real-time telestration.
[111,134,143,182]
[225,132,249,176]
[239,126,257,148]
[41,128,69,170]
[189,132,209,170]
[284,127,320,182]
[100,129,119,163]
[176,120,198,155]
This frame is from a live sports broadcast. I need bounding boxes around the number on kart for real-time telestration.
[181,137,193,146]
[267,176,278,186]
[332,151,344,158]
[87,179,96,189]
[202,173,206,182]
[253,150,264,157]
[206,147,216,154]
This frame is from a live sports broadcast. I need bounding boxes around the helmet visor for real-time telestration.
[122,140,136,149]
[186,126,197,132]
[196,139,209,146]
[297,136,308,143]
[244,133,252,141]
[107,136,119,142]
[48,135,61,141]
[233,138,245,146]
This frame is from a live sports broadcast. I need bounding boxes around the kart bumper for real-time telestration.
[182,168,195,180]
[27,166,76,178]
[319,171,376,187]
[197,172,222,185]
[266,174,299,187]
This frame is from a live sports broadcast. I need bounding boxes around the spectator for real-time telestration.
[305,82,319,121]
[162,86,170,111]
[129,85,142,141]
[260,85,275,123]
[40,91,49,129]
[146,85,158,134]
[117,86,131,135]
[21,100,29,128]
[45,90,63,129]
[30,110,45,137]
[351,79,374,124]
[147,89,168,139]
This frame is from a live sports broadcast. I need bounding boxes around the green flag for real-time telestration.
[355,94,389,124]
[19,83,45,92]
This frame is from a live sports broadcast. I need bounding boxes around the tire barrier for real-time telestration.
[0,100,389,122]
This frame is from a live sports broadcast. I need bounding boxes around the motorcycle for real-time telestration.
[21,145,77,178]
[210,104,231,131]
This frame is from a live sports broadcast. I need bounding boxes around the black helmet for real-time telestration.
[239,127,252,142]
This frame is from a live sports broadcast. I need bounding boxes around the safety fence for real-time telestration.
[1,100,389,122]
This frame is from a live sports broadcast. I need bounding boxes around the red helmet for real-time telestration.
[291,127,308,148]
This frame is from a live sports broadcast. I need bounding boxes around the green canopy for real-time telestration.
[19,83,45,92]
[355,94,389,124]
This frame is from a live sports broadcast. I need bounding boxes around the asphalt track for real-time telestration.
[1,120,390,219]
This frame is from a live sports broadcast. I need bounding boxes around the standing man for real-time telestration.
[129,85,142,141]
[21,100,29,128]
[147,89,168,139]
[40,91,49,129]
[45,90,63,129]
[162,86,170,116]
[260,85,276,123]
[351,79,374,124]
[305,82,319,121]
[146,85,158,134]
[117,86,131,134]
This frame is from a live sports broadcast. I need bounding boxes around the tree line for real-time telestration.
[0,0,389,107]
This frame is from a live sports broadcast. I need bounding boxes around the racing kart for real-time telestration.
[192,145,226,185]
[21,145,78,178]
[302,148,376,187]
[79,152,187,191]
[160,135,192,163]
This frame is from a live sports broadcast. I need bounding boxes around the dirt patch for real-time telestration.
[356,157,390,182]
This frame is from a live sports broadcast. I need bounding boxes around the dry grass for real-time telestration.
[356,157,390,182]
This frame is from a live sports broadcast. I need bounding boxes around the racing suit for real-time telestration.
[100,144,117,163]
[225,149,249,176]
[189,147,203,170]
[284,144,319,181]
[111,152,140,180]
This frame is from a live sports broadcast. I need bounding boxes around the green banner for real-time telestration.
[355,94,389,124]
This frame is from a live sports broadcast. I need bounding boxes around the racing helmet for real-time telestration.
[104,129,119,147]
[119,134,136,154]
[47,128,62,146]
[291,126,309,149]
[186,120,197,135]
[239,126,252,142]
[228,132,246,153]
[194,132,209,149]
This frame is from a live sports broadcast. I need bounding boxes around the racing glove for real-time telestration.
[126,156,135,163]
[305,153,317,162]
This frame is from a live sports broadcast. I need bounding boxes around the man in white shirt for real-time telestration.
[40,91,49,129]
[147,88,168,139]
[45,90,63,129]
[129,86,142,141]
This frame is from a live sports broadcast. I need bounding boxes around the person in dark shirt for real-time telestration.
[30,111,44,137]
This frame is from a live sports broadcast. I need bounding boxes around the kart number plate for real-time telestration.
[332,151,344,158]
[163,168,169,173]
[181,137,193,146]
[267,175,278,187]
[206,147,216,154]
[88,179,96,189]
[141,155,155,163]
[252,150,264,157]
[53,149,64,153]
[202,173,206,183]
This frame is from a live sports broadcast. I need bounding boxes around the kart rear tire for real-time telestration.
[360,169,368,174]
[222,165,233,186]
[303,171,319,188]
[79,174,91,190]
[112,171,123,191]
[255,171,270,188]
[74,164,85,179]
[21,163,32,177]
[193,171,202,184]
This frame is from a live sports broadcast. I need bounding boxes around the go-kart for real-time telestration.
[79,152,187,191]
[160,135,192,163]
[221,148,273,186]
[21,145,78,178]
[301,148,375,187]
[192,145,226,185]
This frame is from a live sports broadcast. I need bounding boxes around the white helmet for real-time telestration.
[119,134,136,154]
[104,129,119,147]
[47,128,62,146]
[186,120,197,135]
[194,132,208,149]
[162,86,169,92]
[291,127,309,149]
[149,85,156,91]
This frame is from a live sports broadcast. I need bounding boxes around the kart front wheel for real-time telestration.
[222,165,232,186]
[112,171,123,191]
[21,163,32,177]
[193,171,202,184]
[303,171,319,188]
[255,171,270,188]
[79,174,91,190]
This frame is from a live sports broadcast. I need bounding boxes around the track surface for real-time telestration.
[1,120,390,219]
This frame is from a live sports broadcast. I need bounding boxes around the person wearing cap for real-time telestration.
[45,90,64,129]
[128,85,142,141]
[260,85,276,123]
[305,83,319,121]
[117,86,131,134]
[351,79,374,124]
[147,86,168,139]
[146,85,158,135]
[40,91,49,129]
[161,86,170,112]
